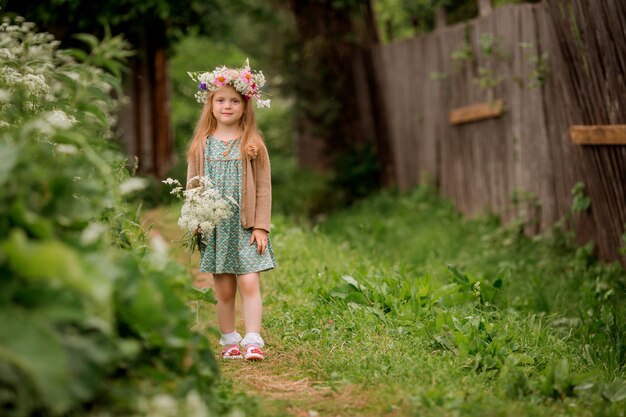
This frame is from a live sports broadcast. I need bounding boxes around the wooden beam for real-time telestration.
[479,0,493,17]
[435,6,447,29]
[569,125,626,145]
[449,99,504,125]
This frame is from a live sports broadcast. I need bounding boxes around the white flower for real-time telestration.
[257,99,271,108]
[22,73,50,96]
[194,90,207,104]
[163,178,184,197]
[175,176,232,239]
[81,222,107,245]
[24,118,55,135]
[150,394,178,416]
[55,144,78,154]
[162,177,182,186]
[253,71,266,87]
[46,110,77,129]
[182,391,209,417]
[0,89,9,102]
[0,49,12,60]
[119,177,148,195]
[472,281,481,297]
[197,72,211,84]
[150,232,169,257]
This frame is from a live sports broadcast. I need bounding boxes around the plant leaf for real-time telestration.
[0,309,72,414]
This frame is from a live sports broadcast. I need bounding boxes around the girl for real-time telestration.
[185,61,275,361]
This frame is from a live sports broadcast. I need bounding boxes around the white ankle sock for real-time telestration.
[219,331,242,346]
[241,332,264,348]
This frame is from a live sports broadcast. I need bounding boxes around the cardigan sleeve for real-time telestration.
[253,144,272,233]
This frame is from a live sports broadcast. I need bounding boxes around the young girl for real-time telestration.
[185,60,275,361]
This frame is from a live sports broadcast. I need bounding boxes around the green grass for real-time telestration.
[246,184,626,416]
[164,183,626,416]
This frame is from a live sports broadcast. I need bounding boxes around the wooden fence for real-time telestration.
[361,0,626,266]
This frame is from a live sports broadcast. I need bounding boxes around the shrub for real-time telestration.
[0,16,222,416]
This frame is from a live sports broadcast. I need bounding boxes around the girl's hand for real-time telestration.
[250,228,268,254]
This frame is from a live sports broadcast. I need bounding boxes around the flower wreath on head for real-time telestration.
[187,58,271,109]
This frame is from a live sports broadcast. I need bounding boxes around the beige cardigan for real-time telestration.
[186,140,272,233]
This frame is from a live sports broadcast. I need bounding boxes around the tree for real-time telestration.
[2,0,230,176]
[287,0,393,201]
[2,0,226,49]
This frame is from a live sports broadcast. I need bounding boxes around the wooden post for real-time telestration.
[132,55,144,172]
[152,48,172,177]
[478,0,493,17]
[435,6,447,30]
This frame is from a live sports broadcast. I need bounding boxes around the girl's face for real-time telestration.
[211,85,244,127]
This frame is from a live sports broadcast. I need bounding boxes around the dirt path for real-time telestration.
[141,206,383,416]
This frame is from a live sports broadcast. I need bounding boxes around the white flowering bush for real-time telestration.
[0,16,230,417]
[163,176,232,253]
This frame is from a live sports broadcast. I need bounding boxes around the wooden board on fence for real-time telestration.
[569,125,626,145]
[449,99,504,125]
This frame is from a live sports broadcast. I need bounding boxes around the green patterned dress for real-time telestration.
[199,136,276,275]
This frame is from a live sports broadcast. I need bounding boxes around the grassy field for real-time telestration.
[145,184,625,417]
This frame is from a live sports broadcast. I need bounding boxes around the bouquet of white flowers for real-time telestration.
[162,176,233,254]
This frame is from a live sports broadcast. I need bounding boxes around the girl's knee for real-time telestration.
[213,274,237,302]
[215,289,236,304]
[237,275,261,298]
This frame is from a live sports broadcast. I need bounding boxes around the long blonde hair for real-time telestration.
[187,85,266,164]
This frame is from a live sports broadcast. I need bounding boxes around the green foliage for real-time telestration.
[451,25,475,69]
[261,183,625,416]
[479,33,508,60]
[571,180,591,213]
[374,0,444,41]
[518,41,550,88]
[441,17,551,95]
[3,0,227,48]
[0,16,230,416]
[473,66,503,90]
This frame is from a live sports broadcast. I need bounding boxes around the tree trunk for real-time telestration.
[290,0,361,170]
[289,0,392,191]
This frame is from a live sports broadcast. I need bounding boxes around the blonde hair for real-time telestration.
[186,85,266,164]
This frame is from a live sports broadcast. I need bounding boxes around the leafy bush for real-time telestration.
[0,16,225,416]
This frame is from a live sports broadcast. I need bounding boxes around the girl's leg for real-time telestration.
[213,273,238,334]
[237,272,262,336]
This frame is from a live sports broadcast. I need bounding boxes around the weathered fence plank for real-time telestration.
[366,1,626,267]
[570,126,626,145]
[449,100,504,125]
[545,0,626,264]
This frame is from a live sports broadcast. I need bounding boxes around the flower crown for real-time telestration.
[187,58,271,108]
